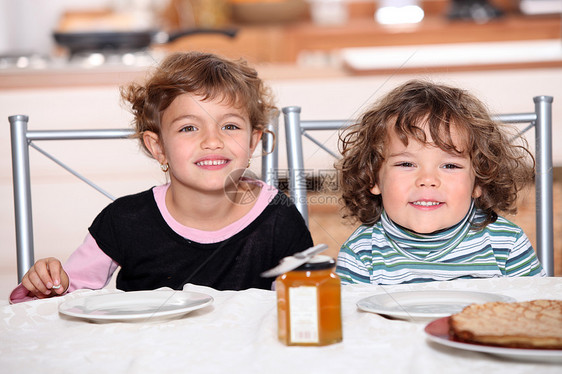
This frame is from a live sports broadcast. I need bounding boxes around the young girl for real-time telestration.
[11,51,313,303]
[336,80,546,285]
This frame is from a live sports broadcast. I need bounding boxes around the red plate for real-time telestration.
[424,317,562,363]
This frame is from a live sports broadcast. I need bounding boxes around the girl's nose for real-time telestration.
[201,127,224,149]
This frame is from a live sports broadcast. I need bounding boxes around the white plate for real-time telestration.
[59,290,213,322]
[425,317,562,363]
[356,290,515,320]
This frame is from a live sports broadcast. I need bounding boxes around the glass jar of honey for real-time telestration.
[276,255,342,346]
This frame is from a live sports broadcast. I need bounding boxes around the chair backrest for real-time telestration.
[281,96,554,276]
[9,114,279,282]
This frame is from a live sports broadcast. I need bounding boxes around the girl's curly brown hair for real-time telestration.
[338,79,535,228]
[120,51,277,156]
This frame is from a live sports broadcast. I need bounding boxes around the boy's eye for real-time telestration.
[442,163,461,169]
[395,162,415,167]
[180,125,197,132]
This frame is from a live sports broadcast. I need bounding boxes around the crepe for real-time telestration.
[449,299,562,349]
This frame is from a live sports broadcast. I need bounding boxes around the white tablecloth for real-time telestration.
[1,277,561,374]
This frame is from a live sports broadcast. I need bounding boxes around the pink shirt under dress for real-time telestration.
[10,180,278,303]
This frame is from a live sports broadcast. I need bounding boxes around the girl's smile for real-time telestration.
[195,155,231,169]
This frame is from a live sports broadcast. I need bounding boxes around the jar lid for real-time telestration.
[293,255,335,271]
[261,244,329,277]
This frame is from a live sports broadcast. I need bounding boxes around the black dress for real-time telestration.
[89,188,313,291]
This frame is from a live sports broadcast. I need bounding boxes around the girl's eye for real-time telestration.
[180,125,197,132]
[222,123,240,131]
[443,163,461,169]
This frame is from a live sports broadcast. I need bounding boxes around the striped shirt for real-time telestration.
[336,209,546,285]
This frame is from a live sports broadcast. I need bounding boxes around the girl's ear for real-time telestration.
[249,130,263,154]
[472,184,483,198]
[370,183,381,195]
[143,131,166,164]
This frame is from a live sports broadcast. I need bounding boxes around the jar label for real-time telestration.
[289,286,319,343]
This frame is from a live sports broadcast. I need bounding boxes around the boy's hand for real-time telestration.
[21,257,69,299]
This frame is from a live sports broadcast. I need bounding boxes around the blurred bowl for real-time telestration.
[230,0,308,24]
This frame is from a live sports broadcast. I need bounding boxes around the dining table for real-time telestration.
[1,276,561,373]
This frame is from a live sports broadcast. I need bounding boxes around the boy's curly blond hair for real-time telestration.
[338,80,535,228]
[120,51,277,156]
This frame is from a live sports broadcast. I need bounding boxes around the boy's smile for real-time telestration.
[370,125,482,234]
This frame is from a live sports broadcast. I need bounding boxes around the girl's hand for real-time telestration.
[21,257,69,299]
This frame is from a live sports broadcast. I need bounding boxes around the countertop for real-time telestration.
[1,11,560,89]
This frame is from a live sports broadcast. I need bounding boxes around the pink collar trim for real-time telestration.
[153,179,278,244]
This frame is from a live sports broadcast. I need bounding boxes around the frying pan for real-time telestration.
[53,27,238,56]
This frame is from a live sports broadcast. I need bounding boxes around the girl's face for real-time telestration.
[370,125,482,234]
[144,93,261,194]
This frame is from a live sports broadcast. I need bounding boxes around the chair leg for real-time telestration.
[283,106,309,225]
[534,95,554,276]
[9,115,35,282]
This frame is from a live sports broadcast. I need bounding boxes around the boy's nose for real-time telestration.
[416,171,440,188]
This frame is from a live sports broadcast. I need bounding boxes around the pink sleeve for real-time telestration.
[9,234,119,304]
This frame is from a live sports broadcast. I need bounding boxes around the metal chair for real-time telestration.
[9,114,279,282]
[282,96,555,276]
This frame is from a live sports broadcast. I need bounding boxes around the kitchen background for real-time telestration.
[1,0,561,296]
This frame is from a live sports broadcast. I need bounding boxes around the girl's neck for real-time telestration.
[165,180,261,231]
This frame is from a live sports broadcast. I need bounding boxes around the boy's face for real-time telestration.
[370,125,482,234]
